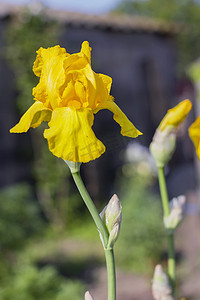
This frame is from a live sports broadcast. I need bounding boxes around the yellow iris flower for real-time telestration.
[10,41,142,162]
[189,115,200,160]
[159,99,192,131]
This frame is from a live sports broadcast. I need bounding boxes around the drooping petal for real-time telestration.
[94,101,142,138]
[159,99,192,131]
[43,107,105,162]
[33,46,68,109]
[189,115,200,160]
[10,101,52,133]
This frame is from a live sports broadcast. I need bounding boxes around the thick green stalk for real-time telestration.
[157,167,170,217]
[105,248,116,300]
[72,171,108,246]
[157,167,175,295]
[71,171,116,300]
[168,233,175,293]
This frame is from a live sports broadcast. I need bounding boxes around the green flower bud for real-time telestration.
[100,194,122,249]
[64,160,82,173]
[150,126,176,167]
[85,291,94,300]
[164,195,186,233]
[152,265,174,300]
[107,223,121,248]
[105,194,122,233]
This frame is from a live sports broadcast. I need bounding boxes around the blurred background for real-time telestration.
[0,0,200,299]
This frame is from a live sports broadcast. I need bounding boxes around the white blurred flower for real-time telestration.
[124,142,157,177]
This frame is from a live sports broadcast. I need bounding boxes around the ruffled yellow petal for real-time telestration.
[189,115,200,160]
[159,99,192,131]
[64,41,91,71]
[33,45,68,77]
[80,41,91,64]
[97,73,112,95]
[64,57,96,89]
[94,73,113,107]
[10,101,52,133]
[64,54,87,72]
[33,46,68,109]
[43,107,105,162]
[94,101,142,138]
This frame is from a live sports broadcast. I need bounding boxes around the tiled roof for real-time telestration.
[0,3,178,35]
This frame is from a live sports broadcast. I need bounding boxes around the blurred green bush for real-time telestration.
[5,9,74,229]
[115,175,165,273]
[0,182,86,299]
[0,264,84,300]
[0,183,43,251]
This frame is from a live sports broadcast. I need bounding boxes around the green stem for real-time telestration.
[72,171,109,247]
[157,167,175,295]
[168,233,175,294]
[105,248,116,300]
[71,171,116,300]
[157,167,170,217]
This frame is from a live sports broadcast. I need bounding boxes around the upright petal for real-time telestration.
[10,101,52,133]
[43,107,105,162]
[64,55,96,96]
[189,115,200,160]
[33,46,68,77]
[94,73,113,108]
[159,99,192,131]
[81,41,91,64]
[94,101,142,138]
[96,73,112,95]
[33,46,68,109]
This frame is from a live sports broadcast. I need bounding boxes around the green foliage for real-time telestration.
[0,264,84,300]
[115,176,165,273]
[5,10,60,112]
[0,181,86,299]
[5,10,73,228]
[0,183,43,251]
[114,0,200,71]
